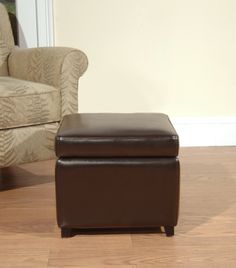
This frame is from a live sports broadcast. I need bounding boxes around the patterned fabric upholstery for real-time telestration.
[0,123,58,167]
[0,3,14,76]
[8,47,88,116]
[0,76,61,130]
[0,4,88,167]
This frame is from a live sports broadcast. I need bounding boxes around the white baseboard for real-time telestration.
[171,117,236,147]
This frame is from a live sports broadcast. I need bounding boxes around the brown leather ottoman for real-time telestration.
[55,113,180,237]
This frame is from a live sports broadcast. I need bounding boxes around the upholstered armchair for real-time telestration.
[0,3,88,167]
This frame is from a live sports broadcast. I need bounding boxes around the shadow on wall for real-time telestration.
[8,11,18,45]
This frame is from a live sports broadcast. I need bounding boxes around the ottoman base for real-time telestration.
[61,226,174,238]
[56,157,180,237]
[61,227,73,238]
[164,226,175,237]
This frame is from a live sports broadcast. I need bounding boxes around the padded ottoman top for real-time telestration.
[55,113,179,157]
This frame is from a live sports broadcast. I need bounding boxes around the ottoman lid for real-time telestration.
[55,113,179,157]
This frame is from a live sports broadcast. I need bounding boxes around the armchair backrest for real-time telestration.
[0,3,14,76]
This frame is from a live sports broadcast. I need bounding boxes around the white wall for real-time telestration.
[16,0,38,47]
[16,0,54,47]
[54,0,236,146]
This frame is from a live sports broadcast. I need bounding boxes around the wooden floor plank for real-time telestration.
[0,147,236,267]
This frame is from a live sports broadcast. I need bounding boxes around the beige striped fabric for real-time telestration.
[0,3,14,76]
[0,3,88,168]
[0,123,58,167]
[8,47,88,116]
[0,76,61,130]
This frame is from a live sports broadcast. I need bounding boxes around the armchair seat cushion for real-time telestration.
[0,76,61,130]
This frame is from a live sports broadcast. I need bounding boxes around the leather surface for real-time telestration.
[55,157,180,229]
[55,113,179,157]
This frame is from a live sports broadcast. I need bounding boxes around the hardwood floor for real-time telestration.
[0,147,236,267]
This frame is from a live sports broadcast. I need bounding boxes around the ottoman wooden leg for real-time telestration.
[164,226,174,237]
[61,228,72,238]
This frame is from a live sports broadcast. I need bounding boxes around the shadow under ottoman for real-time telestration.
[55,113,180,237]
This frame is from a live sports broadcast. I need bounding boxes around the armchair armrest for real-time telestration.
[8,47,88,116]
